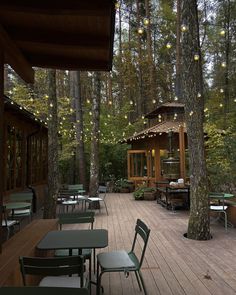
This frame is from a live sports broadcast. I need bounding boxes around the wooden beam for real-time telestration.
[0,0,114,16]
[0,24,34,83]
[27,54,110,71]
[7,27,109,48]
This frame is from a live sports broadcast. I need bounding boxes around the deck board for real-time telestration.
[87,193,236,295]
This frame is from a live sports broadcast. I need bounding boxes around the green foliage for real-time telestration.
[205,123,236,192]
[133,185,156,200]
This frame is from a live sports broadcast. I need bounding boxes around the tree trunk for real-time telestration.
[44,69,58,219]
[181,0,211,240]
[89,72,101,197]
[136,0,144,116]
[175,0,182,100]
[145,0,155,110]
[74,71,87,188]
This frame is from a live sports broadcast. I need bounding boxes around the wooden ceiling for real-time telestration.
[0,0,116,82]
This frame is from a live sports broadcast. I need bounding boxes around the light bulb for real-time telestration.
[220,29,226,36]
[197,92,201,98]
[166,42,172,49]
[115,1,120,10]
[138,27,144,34]
[181,24,188,32]
[130,100,133,105]
[221,62,226,68]
[143,18,149,25]
[220,88,224,93]
[152,99,156,104]
[194,54,200,61]
[220,103,223,107]
[174,96,178,101]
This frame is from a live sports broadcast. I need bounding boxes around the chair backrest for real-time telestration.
[19,256,85,286]
[58,211,95,230]
[209,192,226,210]
[97,185,107,199]
[68,184,84,191]
[131,219,150,268]
[1,205,8,226]
[10,192,33,202]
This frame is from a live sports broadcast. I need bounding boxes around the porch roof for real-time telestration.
[123,121,186,143]
[145,102,185,119]
[0,0,116,83]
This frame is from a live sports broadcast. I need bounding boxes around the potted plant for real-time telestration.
[114,178,131,193]
[133,186,157,201]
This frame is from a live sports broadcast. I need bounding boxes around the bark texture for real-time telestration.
[89,72,101,197]
[74,71,87,188]
[182,0,211,240]
[44,69,58,219]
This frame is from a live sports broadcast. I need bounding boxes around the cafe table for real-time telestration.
[37,229,108,255]
[0,287,89,295]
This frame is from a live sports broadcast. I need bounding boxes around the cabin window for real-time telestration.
[28,133,47,184]
[6,126,23,190]
[128,149,156,179]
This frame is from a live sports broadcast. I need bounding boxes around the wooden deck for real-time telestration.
[82,193,236,295]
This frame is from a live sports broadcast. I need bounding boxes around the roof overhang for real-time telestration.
[0,0,116,83]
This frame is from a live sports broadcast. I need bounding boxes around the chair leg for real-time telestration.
[103,201,108,215]
[134,271,142,291]
[223,211,228,232]
[93,249,96,274]
[138,270,148,295]
[96,260,100,295]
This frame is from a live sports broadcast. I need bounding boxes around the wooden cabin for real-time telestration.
[3,96,48,209]
[125,102,188,188]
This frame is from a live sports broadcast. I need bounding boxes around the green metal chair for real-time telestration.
[19,256,87,289]
[209,192,228,231]
[54,212,95,282]
[87,185,108,215]
[96,219,150,295]
[1,205,20,240]
[9,192,33,222]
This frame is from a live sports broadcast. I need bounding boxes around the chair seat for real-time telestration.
[55,248,92,259]
[210,205,228,211]
[97,250,136,270]
[2,219,18,226]
[11,209,31,215]
[87,197,102,202]
[62,200,77,205]
[39,276,82,288]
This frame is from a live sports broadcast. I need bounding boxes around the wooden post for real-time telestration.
[0,48,4,253]
[179,125,186,180]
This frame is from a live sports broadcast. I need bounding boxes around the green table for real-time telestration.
[37,229,108,253]
[0,287,89,295]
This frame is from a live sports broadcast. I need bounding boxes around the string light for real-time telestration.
[86,99,91,104]
[137,27,144,34]
[221,62,226,68]
[129,100,134,105]
[220,29,226,36]
[166,42,172,49]
[152,99,156,104]
[49,103,53,107]
[115,1,120,10]
[189,111,194,116]
[174,96,178,101]
[124,115,128,119]
[219,103,223,107]
[108,100,112,105]
[220,88,224,93]
[197,92,202,98]
[194,54,200,61]
[181,24,188,32]
[143,18,149,25]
